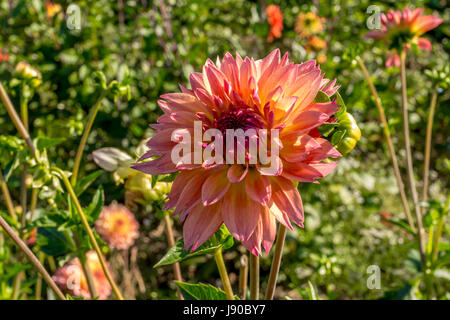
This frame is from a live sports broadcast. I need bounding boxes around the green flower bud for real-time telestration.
[15,61,42,88]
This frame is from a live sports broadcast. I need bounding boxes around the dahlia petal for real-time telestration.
[202,169,231,206]
[385,53,400,68]
[270,177,304,227]
[416,37,432,50]
[244,170,271,205]
[241,218,262,256]
[282,110,330,136]
[308,161,338,177]
[261,207,277,254]
[307,138,342,161]
[414,15,443,34]
[364,30,386,39]
[183,202,223,251]
[227,164,248,183]
[222,183,260,241]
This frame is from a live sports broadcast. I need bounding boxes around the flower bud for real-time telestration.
[15,61,42,87]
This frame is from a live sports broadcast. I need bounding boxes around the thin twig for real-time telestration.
[399,51,426,266]
[238,254,248,300]
[422,85,439,206]
[265,225,287,300]
[249,254,259,300]
[357,57,416,231]
[0,214,66,300]
[163,214,184,300]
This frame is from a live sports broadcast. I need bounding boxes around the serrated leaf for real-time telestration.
[175,282,228,300]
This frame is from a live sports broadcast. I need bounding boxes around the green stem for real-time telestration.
[399,51,426,267]
[35,251,45,300]
[51,167,124,300]
[422,86,439,206]
[238,254,248,300]
[79,251,99,299]
[249,254,259,300]
[0,214,65,300]
[432,195,450,261]
[357,57,415,232]
[265,224,287,300]
[71,92,106,185]
[0,82,36,158]
[163,214,184,300]
[214,247,234,300]
[0,169,18,223]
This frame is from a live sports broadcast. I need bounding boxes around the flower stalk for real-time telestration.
[163,213,184,300]
[0,213,65,300]
[249,254,259,300]
[422,85,439,206]
[399,50,426,266]
[71,91,106,185]
[265,224,287,300]
[357,57,415,231]
[214,247,235,300]
[0,82,36,158]
[238,254,248,300]
[51,166,124,300]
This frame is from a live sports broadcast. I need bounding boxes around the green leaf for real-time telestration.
[85,186,104,224]
[380,218,416,235]
[335,92,347,119]
[307,281,320,300]
[36,227,71,256]
[434,269,450,281]
[154,225,233,267]
[35,137,66,152]
[175,282,228,300]
[318,123,338,138]
[313,90,331,103]
[74,170,104,196]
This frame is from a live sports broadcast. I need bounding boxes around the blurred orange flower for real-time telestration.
[95,203,139,250]
[52,251,111,300]
[306,36,327,52]
[0,49,10,62]
[266,5,283,42]
[46,1,62,19]
[295,12,326,39]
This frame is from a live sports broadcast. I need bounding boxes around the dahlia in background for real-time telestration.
[45,1,62,19]
[95,203,139,250]
[0,49,10,62]
[266,5,283,42]
[305,36,327,52]
[295,12,326,39]
[52,251,111,299]
[365,7,443,67]
[133,49,343,256]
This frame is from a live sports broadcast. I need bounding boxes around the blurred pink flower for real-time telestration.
[133,49,342,255]
[95,203,139,250]
[52,251,111,300]
[365,7,443,68]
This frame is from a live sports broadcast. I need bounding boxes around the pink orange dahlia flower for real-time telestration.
[95,203,139,250]
[365,8,443,67]
[132,49,342,256]
[52,251,111,300]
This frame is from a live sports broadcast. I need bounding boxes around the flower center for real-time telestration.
[214,107,264,134]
